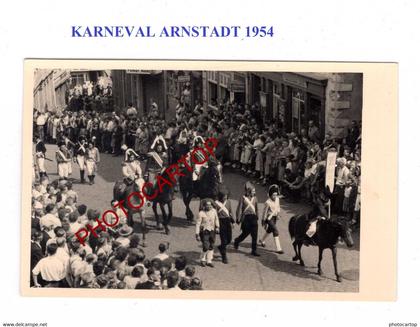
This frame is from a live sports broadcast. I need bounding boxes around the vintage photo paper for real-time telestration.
[21,60,397,300]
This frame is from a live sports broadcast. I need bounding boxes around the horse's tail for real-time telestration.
[289,215,297,241]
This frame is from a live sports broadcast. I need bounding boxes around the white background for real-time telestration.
[0,0,418,326]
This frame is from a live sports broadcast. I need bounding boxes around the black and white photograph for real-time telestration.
[28,67,363,292]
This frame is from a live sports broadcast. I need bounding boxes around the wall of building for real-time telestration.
[33,69,56,112]
[324,73,363,138]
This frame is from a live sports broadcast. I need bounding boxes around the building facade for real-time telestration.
[112,70,166,117]
[111,70,203,120]
[33,69,113,113]
[248,72,362,139]
[202,71,246,109]
[33,69,56,113]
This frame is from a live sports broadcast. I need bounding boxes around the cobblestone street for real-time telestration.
[42,144,359,292]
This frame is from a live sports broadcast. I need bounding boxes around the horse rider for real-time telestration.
[121,146,144,191]
[191,135,207,183]
[145,140,168,184]
[74,136,88,183]
[35,136,47,178]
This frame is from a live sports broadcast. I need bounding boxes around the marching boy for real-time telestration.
[259,184,284,254]
[56,142,72,180]
[234,182,260,256]
[196,199,219,267]
[215,187,235,264]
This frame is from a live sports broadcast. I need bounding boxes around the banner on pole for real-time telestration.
[325,151,337,193]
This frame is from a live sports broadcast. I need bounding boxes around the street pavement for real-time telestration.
[41,144,359,292]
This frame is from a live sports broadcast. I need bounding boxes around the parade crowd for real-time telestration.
[31,97,362,289]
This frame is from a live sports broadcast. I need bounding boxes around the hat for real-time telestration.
[244,181,255,193]
[118,224,133,237]
[217,185,230,199]
[199,198,216,210]
[268,184,280,197]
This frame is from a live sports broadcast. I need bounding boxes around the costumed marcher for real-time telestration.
[215,187,235,264]
[121,145,144,191]
[191,135,207,183]
[259,184,284,254]
[74,136,87,184]
[195,198,220,267]
[85,141,100,185]
[145,140,168,183]
[62,134,75,177]
[233,182,260,256]
[56,142,72,180]
[35,137,47,178]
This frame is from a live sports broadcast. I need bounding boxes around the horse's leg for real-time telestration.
[298,242,305,266]
[183,193,194,221]
[292,240,299,261]
[167,201,173,225]
[127,208,134,227]
[317,247,324,276]
[139,210,147,247]
[159,202,169,235]
[331,247,342,282]
[152,202,162,230]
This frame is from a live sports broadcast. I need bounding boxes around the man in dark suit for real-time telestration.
[30,230,44,286]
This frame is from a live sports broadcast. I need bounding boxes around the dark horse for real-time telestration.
[178,159,222,221]
[113,175,174,235]
[288,210,354,282]
[146,173,174,235]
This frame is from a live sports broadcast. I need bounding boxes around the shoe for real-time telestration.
[206,262,215,268]
[259,240,266,248]
[200,261,206,267]
[222,257,228,264]
[251,252,260,257]
[275,250,284,254]
[233,241,239,250]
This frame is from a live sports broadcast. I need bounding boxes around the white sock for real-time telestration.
[206,250,214,263]
[274,236,282,251]
[201,251,208,262]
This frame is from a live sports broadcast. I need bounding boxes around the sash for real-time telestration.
[243,196,256,214]
[56,150,67,162]
[215,200,229,217]
[128,161,141,176]
[265,198,280,221]
[148,151,163,168]
[77,143,86,154]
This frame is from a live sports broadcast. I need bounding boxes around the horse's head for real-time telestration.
[335,217,354,248]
